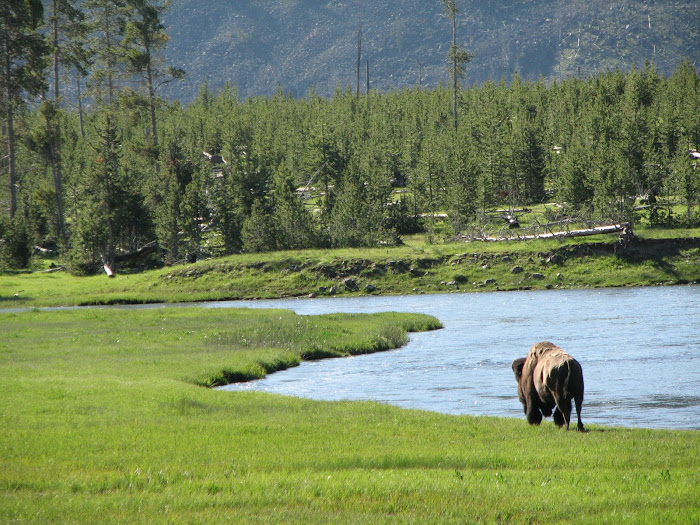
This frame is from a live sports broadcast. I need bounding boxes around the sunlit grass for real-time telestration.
[2,226,699,308]
[0,306,697,523]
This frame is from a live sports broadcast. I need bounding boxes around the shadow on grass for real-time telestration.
[617,237,700,282]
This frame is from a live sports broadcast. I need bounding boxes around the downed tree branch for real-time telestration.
[114,240,159,263]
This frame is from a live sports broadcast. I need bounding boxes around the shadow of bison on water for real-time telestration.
[512,341,586,432]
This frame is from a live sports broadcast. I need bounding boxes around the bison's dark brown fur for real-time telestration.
[512,341,585,431]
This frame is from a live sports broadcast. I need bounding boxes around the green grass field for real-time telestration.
[1,306,698,523]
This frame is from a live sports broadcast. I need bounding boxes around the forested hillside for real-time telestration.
[162,0,700,101]
[1,0,699,274]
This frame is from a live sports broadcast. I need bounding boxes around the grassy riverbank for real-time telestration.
[1,306,698,524]
[2,228,700,308]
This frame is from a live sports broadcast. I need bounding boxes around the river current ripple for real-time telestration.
[215,286,700,430]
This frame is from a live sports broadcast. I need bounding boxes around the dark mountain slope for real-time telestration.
[162,0,700,102]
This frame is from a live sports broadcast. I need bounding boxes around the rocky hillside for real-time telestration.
[163,0,699,102]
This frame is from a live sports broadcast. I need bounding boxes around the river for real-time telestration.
[213,286,700,430]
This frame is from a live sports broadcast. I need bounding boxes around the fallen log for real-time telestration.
[114,240,159,263]
[41,265,66,273]
[479,223,630,242]
[493,208,532,214]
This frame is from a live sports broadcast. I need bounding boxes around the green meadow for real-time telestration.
[3,228,700,308]
[1,305,698,523]
[2,230,699,523]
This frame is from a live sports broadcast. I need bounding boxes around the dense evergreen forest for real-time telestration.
[1,0,699,272]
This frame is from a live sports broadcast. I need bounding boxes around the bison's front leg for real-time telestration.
[525,391,543,425]
[526,405,543,425]
[552,396,573,429]
[552,408,565,427]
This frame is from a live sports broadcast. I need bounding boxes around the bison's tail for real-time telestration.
[563,359,572,397]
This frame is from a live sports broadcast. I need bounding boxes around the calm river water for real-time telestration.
[214,286,700,430]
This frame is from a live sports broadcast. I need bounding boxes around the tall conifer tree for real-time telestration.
[441,0,472,130]
[83,0,127,105]
[44,0,88,243]
[123,0,184,147]
[0,0,47,218]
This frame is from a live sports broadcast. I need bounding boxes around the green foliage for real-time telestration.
[270,165,320,250]
[179,168,209,257]
[68,111,155,270]
[82,0,129,104]
[0,217,32,269]
[152,137,192,263]
[241,200,276,253]
[444,133,478,232]
[3,0,700,273]
[122,0,183,145]
[1,0,49,219]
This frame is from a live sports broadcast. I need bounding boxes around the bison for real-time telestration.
[512,341,585,431]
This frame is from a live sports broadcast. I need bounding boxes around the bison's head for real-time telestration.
[511,357,526,382]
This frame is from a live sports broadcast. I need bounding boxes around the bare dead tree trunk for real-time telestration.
[356,22,362,98]
[3,27,17,218]
[49,3,67,244]
[366,59,369,94]
[76,69,85,138]
[53,0,59,101]
[451,14,458,130]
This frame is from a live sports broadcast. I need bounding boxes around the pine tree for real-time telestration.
[328,170,372,248]
[83,0,127,105]
[122,0,184,147]
[558,134,594,211]
[48,0,90,101]
[44,0,90,244]
[153,136,192,263]
[472,80,509,211]
[271,163,318,250]
[241,199,276,253]
[179,167,208,260]
[71,110,154,269]
[511,85,547,204]
[26,99,67,242]
[71,112,122,267]
[445,131,478,234]
[0,0,47,218]
[670,150,700,222]
[441,0,472,131]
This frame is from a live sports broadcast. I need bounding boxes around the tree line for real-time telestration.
[1,0,699,272]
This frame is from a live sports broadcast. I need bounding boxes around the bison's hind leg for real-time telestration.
[575,396,586,432]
